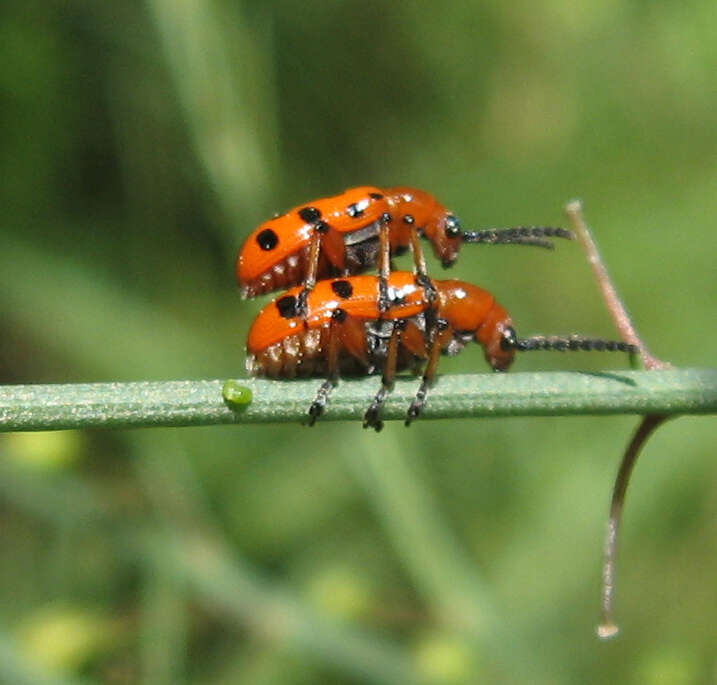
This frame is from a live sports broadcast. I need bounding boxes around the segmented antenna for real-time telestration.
[462,226,575,249]
[515,335,638,354]
[500,329,639,357]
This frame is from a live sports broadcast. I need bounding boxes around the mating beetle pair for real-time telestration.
[237,186,635,426]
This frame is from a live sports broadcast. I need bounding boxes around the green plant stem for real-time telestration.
[0,369,715,432]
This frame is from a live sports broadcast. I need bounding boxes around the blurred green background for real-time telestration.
[1,1,716,683]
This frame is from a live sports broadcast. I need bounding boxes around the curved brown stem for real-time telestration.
[597,413,670,639]
[564,200,670,371]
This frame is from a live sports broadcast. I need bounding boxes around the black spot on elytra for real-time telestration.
[298,206,321,223]
[331,279,353,299]
[275,295,298,318]
[346,203,364,218]
[402,214,415,225]
[369,192,384,200]
[332,308,348,322]
[256,228,279,251]
[315,220,330,234]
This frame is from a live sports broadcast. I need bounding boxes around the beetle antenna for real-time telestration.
[462,226,575,249]
[512,335,639,354]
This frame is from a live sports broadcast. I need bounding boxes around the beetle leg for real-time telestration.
[363,319,405,431]
[408,228,428,278]
[405,318,449,425]
[408,229,437,303]
[298,222,328,315]
[377,212,392,314]
[308,308,345,425]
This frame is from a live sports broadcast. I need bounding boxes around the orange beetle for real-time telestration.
[237,186,573,298]
[246,272,636,429]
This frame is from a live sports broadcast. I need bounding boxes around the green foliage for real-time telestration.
[0,1,716,683]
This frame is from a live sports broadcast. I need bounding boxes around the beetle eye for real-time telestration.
[500,326,518,351]
[444,215,461,238]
